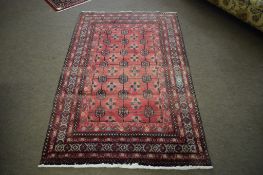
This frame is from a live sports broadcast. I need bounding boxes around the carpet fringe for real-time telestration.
[81,11,177,14]
[38,163,213,170]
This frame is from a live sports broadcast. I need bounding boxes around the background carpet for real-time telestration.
[45,0,90,11]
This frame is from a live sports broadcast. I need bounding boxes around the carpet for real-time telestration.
[39,12,212,169]
[45,0,90,11]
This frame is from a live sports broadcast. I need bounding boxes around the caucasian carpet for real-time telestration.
[45,0,90,11]
[39,12,212,169]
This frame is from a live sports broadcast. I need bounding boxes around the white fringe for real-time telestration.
[80,11,177,14]
[38,163,213,170]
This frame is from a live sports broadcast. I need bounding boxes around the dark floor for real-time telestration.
[0,0,263,175]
